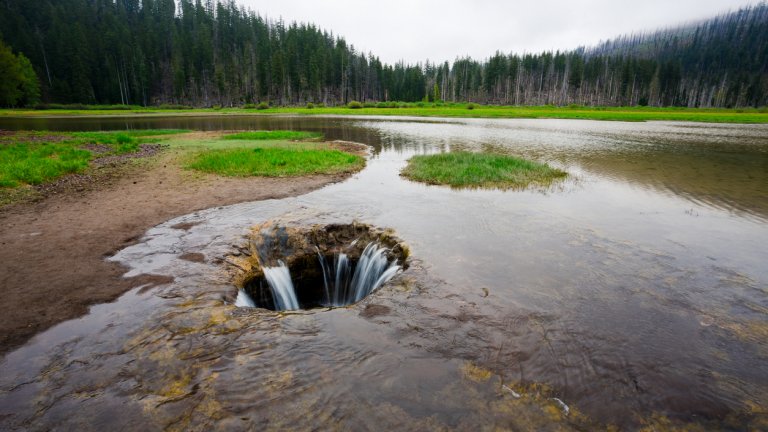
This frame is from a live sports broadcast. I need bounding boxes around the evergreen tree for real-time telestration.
[0,39,40,107]
[0,0,765,107]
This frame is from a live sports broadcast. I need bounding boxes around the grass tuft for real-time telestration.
[401,151,566,189]
[70,129,189,153]
[0,143,91,187]
[222,130,322,141]
[0,129,188,189]
[186,146,364,177]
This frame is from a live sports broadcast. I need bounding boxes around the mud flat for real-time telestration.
[0,134,366,353]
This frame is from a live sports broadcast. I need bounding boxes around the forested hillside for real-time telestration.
[0,0,766,107]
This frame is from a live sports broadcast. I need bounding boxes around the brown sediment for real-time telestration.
[359,304,392,318]
[179,252,206,263]
[0,142,364,355]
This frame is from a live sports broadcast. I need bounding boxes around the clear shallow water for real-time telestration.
[1,116,767,430]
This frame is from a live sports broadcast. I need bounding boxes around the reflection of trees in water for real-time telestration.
[572,144,768,220]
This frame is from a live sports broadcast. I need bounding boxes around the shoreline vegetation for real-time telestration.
[2,4,766,112]
[401,152,567,190]
[0,129,364,207]
[0,130,188,189]
[2,104,767,123]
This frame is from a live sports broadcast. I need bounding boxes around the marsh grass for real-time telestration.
[223,130,323,141]
[401,151,567,189]
[70,129,189,153]
[0,143,91,187]
[0,130,188,188]
[4,105,767,123]
[186,146,364,177]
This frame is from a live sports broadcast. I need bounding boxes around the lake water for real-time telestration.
[1,115,766,430]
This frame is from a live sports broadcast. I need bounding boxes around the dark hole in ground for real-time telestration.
[233,223,409,311]
[244,253,364,311]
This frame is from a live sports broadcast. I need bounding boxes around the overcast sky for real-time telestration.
[237,0,757,64]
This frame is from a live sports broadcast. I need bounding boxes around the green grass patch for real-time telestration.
[69,129,189,153]
[70,129,188,138]
[222,130,322,141]
[3,105,766,124]
[0,129,188,189]
[186,146,364,177]
[401,151,567,189]
[0,142,91,187]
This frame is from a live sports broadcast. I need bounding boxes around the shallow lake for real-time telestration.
[1,115,767,430]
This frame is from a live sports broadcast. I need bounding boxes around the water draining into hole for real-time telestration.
[237,241,400,311]
[231,223,408,311]
[262,261,300,310]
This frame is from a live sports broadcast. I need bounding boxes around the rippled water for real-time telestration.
[1,116,767,430]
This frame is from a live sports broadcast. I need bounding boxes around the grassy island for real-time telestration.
[401,151,567,189]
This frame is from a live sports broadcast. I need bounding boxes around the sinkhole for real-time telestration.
[230,223,409,311]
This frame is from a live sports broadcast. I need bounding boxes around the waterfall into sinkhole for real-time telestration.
[232,223,409,311]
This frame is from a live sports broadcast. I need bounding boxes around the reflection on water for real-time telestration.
[1,116,767,430]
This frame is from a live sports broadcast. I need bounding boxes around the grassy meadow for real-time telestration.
[2,104,768,123]
[0,129,364,206]
[186,146,363,177]
[0,130,187,188]
[222,130,323,141]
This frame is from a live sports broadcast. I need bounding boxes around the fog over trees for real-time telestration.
[0,0,766,107]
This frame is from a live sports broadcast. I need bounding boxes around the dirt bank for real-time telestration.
[0,138,366,354]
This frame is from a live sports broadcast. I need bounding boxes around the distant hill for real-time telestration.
[0,0,765,107]
[585,4,768,107]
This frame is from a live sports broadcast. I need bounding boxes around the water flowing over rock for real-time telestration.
[262,261,300,310]
[231,223,409,311]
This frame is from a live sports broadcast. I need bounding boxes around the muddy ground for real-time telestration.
[0,135,366,354]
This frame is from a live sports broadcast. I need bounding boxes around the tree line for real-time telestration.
[0,0,766,108]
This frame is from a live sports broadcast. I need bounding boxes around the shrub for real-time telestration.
[157,103,193,110]
[35,103,90,110]
[115,134,133,145]
[256,102,269,110]
[363,102,376,108]
[467,103,477,110]
[347,101,363,109]
[243,103,257,109]
[306,102,315,109]
[316,102,326,108]
[416,102,425,108]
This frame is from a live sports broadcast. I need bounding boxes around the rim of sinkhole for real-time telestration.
[228,222,410,311]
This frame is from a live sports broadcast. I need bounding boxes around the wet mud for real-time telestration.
[1,117,767,430]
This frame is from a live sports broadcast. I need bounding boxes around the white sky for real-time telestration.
[237,0,757,64]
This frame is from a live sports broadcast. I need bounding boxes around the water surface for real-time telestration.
[1,116,766,430]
